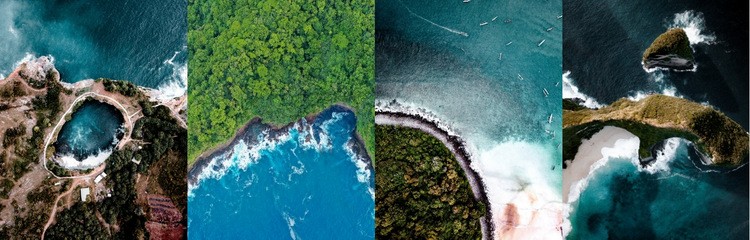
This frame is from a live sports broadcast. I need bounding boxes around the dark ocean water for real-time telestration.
[0,0,187,88]
[53,100,124,162]
[563,0,749,129]
[564,1,749,238]
[188,109,375,239]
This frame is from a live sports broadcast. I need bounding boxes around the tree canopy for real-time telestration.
[187,0,375,165]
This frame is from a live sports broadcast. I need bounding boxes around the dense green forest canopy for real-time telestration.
[187,0,375,165]
[375,125,485,239]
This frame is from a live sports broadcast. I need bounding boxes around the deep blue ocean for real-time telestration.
[0,0,187,88]
[54,100,124,161]
[188,109,375,239]
[564,1,749,238]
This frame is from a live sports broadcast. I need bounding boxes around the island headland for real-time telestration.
[564,94,748,166]
[0,56,188,239]
[642,28,695,71]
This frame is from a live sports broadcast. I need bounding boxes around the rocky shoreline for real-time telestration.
[374,109,493,240]
[187,104,372,186]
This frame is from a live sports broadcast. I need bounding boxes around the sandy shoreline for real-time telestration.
[187,104,372,186]
[563,126,638,203]
[375,110,493,240]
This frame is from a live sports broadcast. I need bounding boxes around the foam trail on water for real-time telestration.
[668,10,716,45]
[397,0,468,37]
[562,71,603,108]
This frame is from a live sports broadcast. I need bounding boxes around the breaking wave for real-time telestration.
[188,112,373,199]
[154,49,188,100]
[562,71,603,108]
[668,10,716,45]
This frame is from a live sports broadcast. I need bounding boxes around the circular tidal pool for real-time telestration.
[53,99,124,167]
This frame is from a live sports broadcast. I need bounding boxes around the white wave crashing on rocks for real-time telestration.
[668,10,716,46]
[153,50,188,101]
[562,71,603,109]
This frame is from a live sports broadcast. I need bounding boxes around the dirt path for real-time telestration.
[95,210,112,236]
[39,162,104,238]
[40,178,82,239]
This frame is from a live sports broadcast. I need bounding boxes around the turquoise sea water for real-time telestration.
[53,100,124,161]
[188,108,374,239]
[376,1,564,234]
[568,138,748,239]
[377,0,562,145]
[0,0,187,88]
[3,0,187,163]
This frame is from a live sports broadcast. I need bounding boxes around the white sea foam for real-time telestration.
[154,49,187,100]
[474,141,564,239]
[189,112,372,199]
[55,149,113,170]
[283,212,299,240]
[377,99,564,238]
[562,127,640,237]
[562,129,711,236]
[15,53,38,68]
[562,71,603,108]
[668,10,716,46]
[649,72,683,97]
[640,137,682,174]
[375,99,460,136]
[343,136,374,199]
[627,71,684,101]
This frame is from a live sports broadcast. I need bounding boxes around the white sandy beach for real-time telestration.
[563,126,639,203]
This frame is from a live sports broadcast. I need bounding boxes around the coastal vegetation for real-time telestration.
[45,104,187,239]
[0,67,65,238]
[375,125,484,239]
[187,0,375,165]
[564,95,748,165]
[0,61,186,239]
[98,78,142,98]
[642,28,693,62]
[562,119,701,165]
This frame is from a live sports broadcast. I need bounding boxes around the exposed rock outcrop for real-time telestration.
[642,28,694,71]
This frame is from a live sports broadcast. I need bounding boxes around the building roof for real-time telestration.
[80,188,90,202]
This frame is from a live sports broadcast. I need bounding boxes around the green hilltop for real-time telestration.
[642,28,693,62]
[564,95,748,166]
